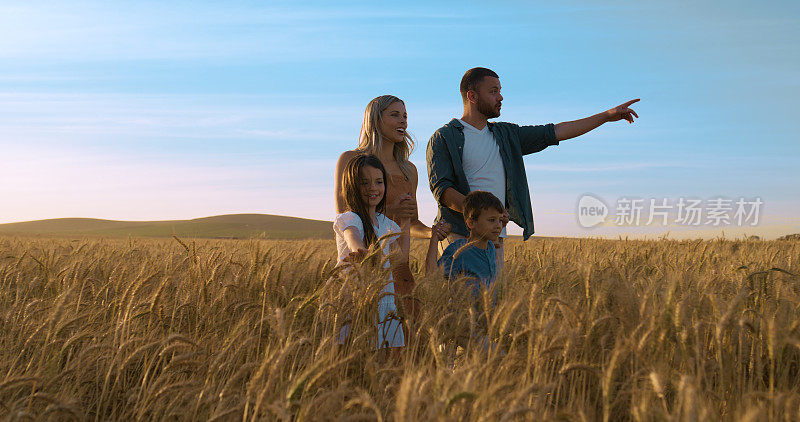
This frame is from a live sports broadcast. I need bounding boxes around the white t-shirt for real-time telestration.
[333,211,401,269]
[332,211,405,348]
[459,119,507,237]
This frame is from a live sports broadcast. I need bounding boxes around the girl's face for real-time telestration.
[378,101,408,144]
[359,165,385,209]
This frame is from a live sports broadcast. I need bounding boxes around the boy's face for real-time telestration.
[466,207,504,242]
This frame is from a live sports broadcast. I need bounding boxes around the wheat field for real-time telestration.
[0,235,798,421]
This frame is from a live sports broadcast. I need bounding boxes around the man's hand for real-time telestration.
[555,98,640,141]
[501,210,510,228]
[605,99,640,124]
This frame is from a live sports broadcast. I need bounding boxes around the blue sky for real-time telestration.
[1,1,798,238]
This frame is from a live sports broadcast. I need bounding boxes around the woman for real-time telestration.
[335,95,432,239]
[334,95,449,328]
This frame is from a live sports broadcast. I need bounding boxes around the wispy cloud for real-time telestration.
[0,93,362,152]
[0,3,472,61]
[525,162,700,172]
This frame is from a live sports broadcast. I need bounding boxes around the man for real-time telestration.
[427,67,639,262]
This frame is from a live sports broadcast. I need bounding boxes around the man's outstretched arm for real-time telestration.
[554,99,640,141]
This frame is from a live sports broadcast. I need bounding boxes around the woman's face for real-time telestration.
[378,101,408,144]
[359,165,385,209]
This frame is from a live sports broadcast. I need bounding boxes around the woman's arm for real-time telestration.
[406,163,432,239]
[410,219,431,239]
[384,220,410,268]
[393,229,410,265]
[334,151,358,214]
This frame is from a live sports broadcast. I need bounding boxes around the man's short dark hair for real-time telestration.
[460,67,499,103]
[463,191,504,221]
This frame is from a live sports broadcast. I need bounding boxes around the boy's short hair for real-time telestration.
[463,191,504,221]
[460,67,499,103]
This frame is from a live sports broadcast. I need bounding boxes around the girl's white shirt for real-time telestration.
[333,211,401,274]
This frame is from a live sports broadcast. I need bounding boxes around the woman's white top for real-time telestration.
[333,211,405,348]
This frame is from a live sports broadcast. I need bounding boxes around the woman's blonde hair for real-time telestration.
[356,95,414,179]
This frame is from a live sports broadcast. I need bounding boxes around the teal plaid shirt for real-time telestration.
[426,118,559,240]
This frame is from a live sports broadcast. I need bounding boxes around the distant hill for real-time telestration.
[0,214,334,239]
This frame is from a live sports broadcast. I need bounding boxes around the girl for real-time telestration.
[334,153,409,350]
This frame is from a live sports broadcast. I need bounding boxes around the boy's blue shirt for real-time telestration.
[438,238,497,298]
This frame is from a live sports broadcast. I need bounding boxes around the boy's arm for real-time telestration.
[425,236,439,276]
[425,221,452,276]
[554,99,639,141]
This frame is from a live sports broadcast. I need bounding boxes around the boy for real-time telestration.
[426,190,506,301]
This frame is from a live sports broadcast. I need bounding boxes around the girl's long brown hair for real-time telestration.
[342,154,387,247]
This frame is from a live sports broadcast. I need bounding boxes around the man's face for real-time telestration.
[473,76,503,119]
[467,207,504,243]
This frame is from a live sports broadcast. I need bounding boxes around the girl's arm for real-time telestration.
[342,227,368,263]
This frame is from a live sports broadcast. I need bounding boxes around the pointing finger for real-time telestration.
[620,99,639,109]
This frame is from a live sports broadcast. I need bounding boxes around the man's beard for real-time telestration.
[477,97,500,119]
